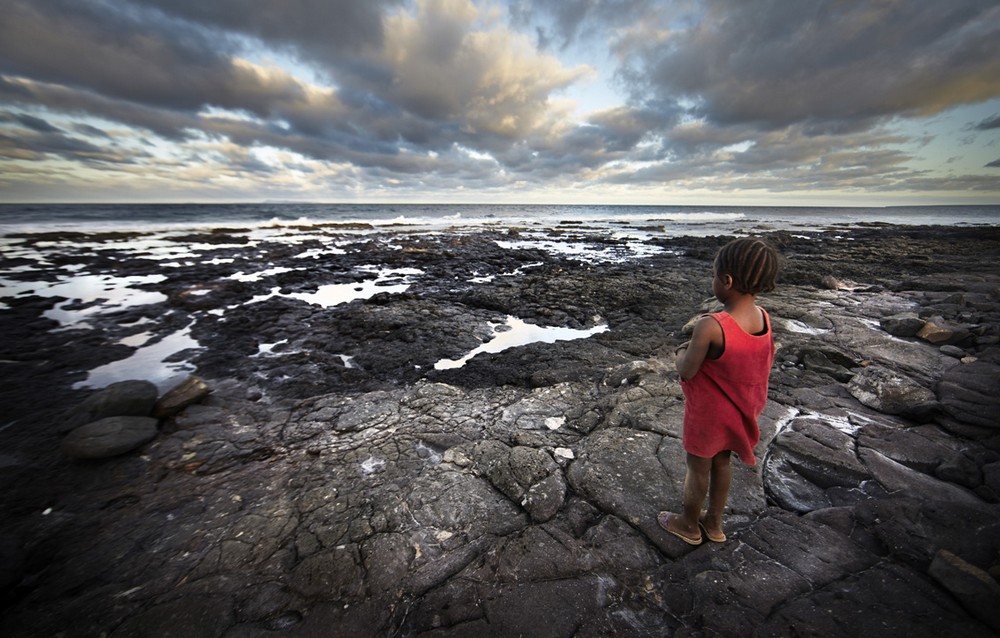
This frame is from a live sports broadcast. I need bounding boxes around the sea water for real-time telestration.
[1,203,997,237]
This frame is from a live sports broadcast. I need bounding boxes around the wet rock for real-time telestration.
[154,375,210,418]
[929,549,1000,633]
[937,361,1000,428]
[62,416,159,459]
[68,379,158,429]
[880,312,925,338]
[762,414,871,513]
[656,511,880,635]
[847,365,938,420]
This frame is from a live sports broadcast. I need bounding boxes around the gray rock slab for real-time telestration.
[858,447,984,507]
[754,562,994,638]
[937,361,1000,428]
[929,549,1000,633]
[848,364,938,419]
[62,416,159,459]
[854,497,1000,570]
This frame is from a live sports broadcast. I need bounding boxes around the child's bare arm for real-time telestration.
[675,316,723,380]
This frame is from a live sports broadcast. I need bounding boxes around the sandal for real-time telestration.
[657,511,702,545]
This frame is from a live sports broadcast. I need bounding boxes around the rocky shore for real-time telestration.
[1,223,999,636]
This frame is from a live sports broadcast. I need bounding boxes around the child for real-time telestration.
[658,237,779,545]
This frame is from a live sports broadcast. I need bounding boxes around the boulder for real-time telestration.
[68,380,158,429]
[936,361,1000,428]
[879,312,925,338]
[62,416,159,459]
[929,550,1000,633]
[917,315,970,346]
[940,344,967,358]
[847,365,937,420]
[154,376,210,418]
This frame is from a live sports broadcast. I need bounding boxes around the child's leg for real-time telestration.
[676,453,712,535]
[701,451,732,536]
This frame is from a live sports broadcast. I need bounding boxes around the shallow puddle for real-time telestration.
[434,316,608,370]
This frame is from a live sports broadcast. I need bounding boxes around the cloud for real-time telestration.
[987,158,1000,168]
[508,0,662,50]
[0,0,997,202]
[0,121,139,164]
[976,114,1000,130]
[378,0,591,138]
[618,0,1000,128]
[130,0,395,65]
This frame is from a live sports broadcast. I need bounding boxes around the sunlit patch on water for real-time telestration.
[434,315,609,370]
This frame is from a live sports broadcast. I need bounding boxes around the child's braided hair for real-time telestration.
[714,238,779,294]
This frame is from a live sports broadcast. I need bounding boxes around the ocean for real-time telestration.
[1,203,998,237]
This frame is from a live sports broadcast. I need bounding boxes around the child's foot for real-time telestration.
[657,511,702,545]
[698,518,726,543]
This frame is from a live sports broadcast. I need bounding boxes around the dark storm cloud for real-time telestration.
[976,114,1000,130]
[10,113,61,133]
[130,0,396,64]
[620,0,1000,128]
[987,159,1000,168]
[0,77,200,140]
[0,0,243,111]
[0,126,137,164]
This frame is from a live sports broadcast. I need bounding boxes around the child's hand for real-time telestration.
[674,341,690,358]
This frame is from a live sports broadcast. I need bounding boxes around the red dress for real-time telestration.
[681,309,774,465]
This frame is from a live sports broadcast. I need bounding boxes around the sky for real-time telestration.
[0,0,998,206]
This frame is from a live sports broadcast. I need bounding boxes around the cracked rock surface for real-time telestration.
[1,225,1000,636]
